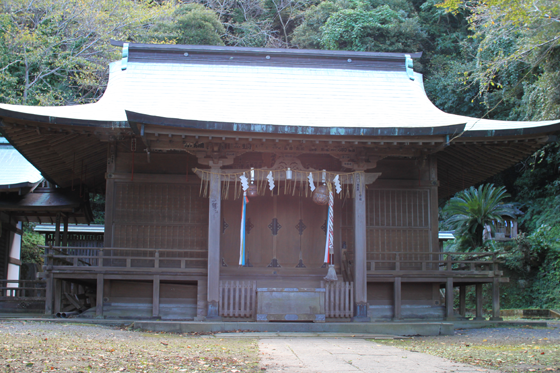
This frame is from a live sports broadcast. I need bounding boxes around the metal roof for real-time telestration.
[0,140,43,189]
[438,231,456,240]
[0,43,556,133]
[34,224,104,234]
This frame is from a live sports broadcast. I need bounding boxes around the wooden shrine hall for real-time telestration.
[1,42,559,322]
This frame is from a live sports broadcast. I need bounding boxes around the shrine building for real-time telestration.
[1,42,559,322]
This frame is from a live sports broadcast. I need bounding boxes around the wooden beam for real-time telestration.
[62,215,68,247]
[44,272,53,316]
[104,143,116,248]
[54,280,62,314]
[475,283,484,320]
[54,213,61,247]
[96,274,104,318]
[393,277,401,321]
[459,285,466,318]
[445,277,456,320]
[152,275,160,318]
[491,277,502,321]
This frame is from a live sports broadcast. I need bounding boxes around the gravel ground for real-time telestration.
[383,321,560,372]
[0,321,260,372]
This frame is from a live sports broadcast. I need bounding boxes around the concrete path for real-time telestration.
[259,337,499,373]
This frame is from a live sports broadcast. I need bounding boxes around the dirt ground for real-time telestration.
[2,320,559,372]
[0,321,260,372]
[380,321,560,372]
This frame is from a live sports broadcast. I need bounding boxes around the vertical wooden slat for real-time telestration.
[335,282,340,317]
[241,281,246,316]
[329,283,332,318]
[233,281,237,317]
[252,280,256,318]
[345,282,348,318]
[219,281,223,316]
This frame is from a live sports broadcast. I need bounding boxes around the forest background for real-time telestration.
[1,0,559,313]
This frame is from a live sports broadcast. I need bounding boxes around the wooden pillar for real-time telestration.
[459,285,466,318]
[353,172,369,321]
[104,142,116,248]
[445,277,456,320]
[475,283,484,320]
[62,215,69,247]
[393,277,402,320]
[44,272,53,316]
[96,274,104,318]
[54,213,61,247]
[491,277,502,320]
[54,279,62,314]
[152,275,160,318]
[429,156,439,270]
[207,162,222,319]
[196,279,208,321]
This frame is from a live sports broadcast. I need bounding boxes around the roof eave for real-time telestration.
[110,40,423,61]
[126,111,467,138]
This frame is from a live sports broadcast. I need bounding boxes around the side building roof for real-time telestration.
[0,137,43,193]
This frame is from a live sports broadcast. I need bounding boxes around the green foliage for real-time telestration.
[437,0,560,121]
[151,4,225,46]
[0,0,173,105]
[443,184,518,250]
[513,141,560,231]
[90,193,105,225]
[292,1,341,49]
[21,223,44,264]
[499,225,560,309]
[320,5,425,51]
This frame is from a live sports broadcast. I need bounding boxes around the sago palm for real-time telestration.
[444,184,518,250]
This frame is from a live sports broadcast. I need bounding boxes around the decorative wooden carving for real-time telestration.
[268,218,282,236]
[295,219,306,236]
[246,218,254,234]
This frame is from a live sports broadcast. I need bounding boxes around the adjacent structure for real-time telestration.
[1,42,559,321]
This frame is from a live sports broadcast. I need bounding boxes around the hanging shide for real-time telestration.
[193,168,365,200]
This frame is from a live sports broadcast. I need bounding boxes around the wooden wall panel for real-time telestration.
[220,193,329,268]
[366,188,432,269]
[300,196,329,268]
[112,182,208,256]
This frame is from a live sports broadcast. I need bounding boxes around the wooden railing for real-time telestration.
[367,251,503,275]
[322,281,353,318]
[219,280,257,318]
[0,280,46,301]
[41,245,208,273]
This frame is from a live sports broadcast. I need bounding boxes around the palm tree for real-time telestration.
[444,184,519,250]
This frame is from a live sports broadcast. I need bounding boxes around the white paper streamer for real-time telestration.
[239,174,249,191]
[308,172,316,192]
[333,174,341,194]
[267,171,275,191]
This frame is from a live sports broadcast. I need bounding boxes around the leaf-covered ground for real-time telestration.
[0,321,260,372]
[377,322,560,372]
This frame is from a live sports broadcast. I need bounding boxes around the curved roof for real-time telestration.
[1,58,558,134]
[0,42,559,195]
